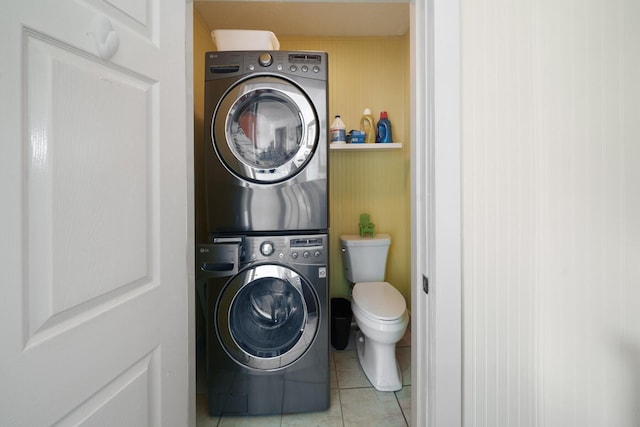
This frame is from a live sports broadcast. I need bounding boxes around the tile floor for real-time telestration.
[196,326,412,427]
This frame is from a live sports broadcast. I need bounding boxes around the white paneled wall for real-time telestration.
[462,0,640,426]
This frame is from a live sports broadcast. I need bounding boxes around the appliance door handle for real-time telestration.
[200,262,235,272]
[197,243,241,278]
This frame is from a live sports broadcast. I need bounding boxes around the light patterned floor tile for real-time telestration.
[218,413,282,427]
[339,387,407,426]
[333,349,371,389]
[281,388,343,427]
[330,351,338,389]
[395,385,411,425]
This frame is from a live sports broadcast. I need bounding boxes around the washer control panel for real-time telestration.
[243,234,327,264]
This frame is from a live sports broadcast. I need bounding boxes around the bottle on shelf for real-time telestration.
[359,108,376,144]
[376,111,393,143]
[330,115,347,144]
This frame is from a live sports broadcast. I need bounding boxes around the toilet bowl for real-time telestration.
[351,280,409,391]
[340,234,409,391]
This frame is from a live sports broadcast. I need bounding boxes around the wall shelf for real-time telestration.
[330,142,403,151]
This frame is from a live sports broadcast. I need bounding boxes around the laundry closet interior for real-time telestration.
[193,1,411,422]
[194,0,412,306]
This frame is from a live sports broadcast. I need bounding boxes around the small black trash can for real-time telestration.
[330,298,352,350]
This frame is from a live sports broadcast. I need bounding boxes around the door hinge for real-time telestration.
[422,275,429,294]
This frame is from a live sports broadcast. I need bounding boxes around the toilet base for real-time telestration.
[356,330,403,392]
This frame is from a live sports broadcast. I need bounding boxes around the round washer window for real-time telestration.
[216,264,319,370]
[230,277,305,358]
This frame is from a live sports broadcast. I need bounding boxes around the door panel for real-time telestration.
[25,32,155,343]
[0,1,190,426]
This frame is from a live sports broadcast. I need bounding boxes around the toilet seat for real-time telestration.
[352,282,406,322]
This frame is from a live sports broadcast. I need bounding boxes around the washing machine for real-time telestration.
[203,51,328,234]
[198,233,330,416]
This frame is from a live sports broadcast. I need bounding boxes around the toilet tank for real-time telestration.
[340,234,391,283]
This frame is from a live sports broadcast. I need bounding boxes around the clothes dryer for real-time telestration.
[204,51,328,234]
[198,233,330,416]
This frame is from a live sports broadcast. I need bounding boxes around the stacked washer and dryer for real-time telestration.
[198,50,330,416]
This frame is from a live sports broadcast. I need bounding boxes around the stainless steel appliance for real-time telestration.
[203,51,328,234]
[198,234,330,416]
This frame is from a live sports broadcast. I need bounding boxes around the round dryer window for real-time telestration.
[216,264,319,370]
[212,76,319,184]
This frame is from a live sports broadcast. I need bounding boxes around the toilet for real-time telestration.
[340,233,409,392]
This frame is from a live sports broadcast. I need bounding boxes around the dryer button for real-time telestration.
[289,65,298,72]
[291,252,299,259]
[259,53,273,67]
[303,251,310,258]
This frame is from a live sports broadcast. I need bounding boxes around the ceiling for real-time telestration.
[194,1,410,38]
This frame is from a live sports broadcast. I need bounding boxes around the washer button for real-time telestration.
[301,65,309,72]
[313,66,320,73]
[289,65,298,72]
[303,251,310,258]
[291,252,299,259]
[314,250,321,257]
[260,241,275,256]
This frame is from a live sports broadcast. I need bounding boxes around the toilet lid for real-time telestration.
[352,282,406,321]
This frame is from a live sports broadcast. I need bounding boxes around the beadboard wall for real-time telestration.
[279,36,411,303]
[462,0,640,426]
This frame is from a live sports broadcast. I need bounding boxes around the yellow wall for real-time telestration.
[193,10,411,305]
[279,36,411,305]
[193,11,216,245]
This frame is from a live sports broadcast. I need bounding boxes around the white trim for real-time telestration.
[410,0,429,425]
[411,0,462,425]
[432,0,462,424]
[185,2,196,426]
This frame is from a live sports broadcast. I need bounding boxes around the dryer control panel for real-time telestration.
[206,50,328,82]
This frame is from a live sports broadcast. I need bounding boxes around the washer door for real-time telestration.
[216,263,319,370]
[212,76,318,184]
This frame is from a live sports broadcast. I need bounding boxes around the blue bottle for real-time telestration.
[376,111,392,143]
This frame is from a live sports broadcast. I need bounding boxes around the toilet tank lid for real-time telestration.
[353,281,406,320]
[340,233,391,247]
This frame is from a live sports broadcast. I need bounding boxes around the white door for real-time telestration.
[0,1,192,426]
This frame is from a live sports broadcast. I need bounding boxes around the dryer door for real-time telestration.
[216,263,319,370]
[212,76,318,184]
